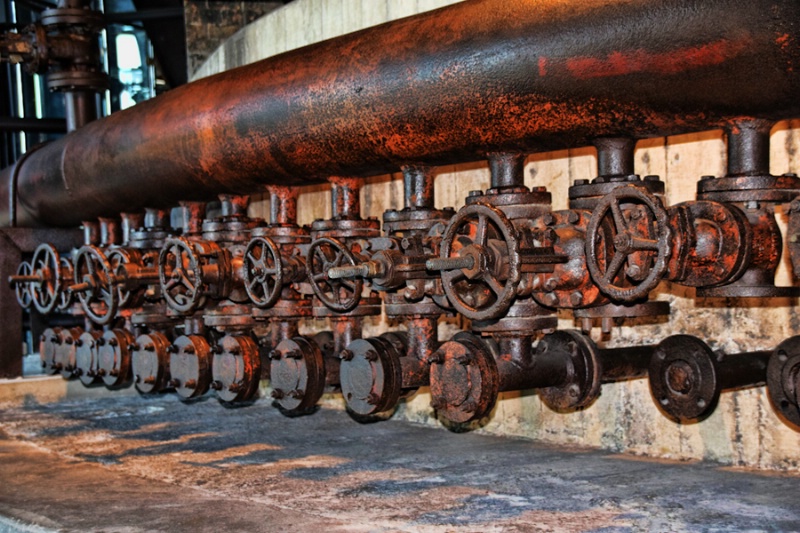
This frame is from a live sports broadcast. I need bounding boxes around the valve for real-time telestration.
[428,203,521,321]
[306,237,363,312]
[70,245,118,325]
[242,236,284,309]
[158,237,229,314]
[585,185,670,302]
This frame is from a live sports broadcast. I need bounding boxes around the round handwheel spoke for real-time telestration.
[73,246,118,325]
[434,203,521,321]
[306,237,362,312]
[31,244,63,314]
[158,237,207,314]
[243,236,284,309]
[585,185,671,302]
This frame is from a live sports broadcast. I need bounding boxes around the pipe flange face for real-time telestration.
[12,261,34,309]
[97,329,134,389]
[436,203,521,321]
[107,248,145,309]
[270,336,326,414]
[73,245,118,325]
[429,332,499,424]
[211,335,261,403]
[340,337,403,416]
[131,332,171,394]
[38,327,61,375]
[586,186,670,302]
[649,335,718,422]
[243,236,284,309]
[31,244,63,315]
[75,330,102,386]
[54,327,82,380]
[306,237,363,313]
[538,330,602,412]
[766,336,800,430]
[169,335,212,400]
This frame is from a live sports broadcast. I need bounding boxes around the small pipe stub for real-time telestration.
[649,335,718,422]
[340,333,406,415]
[766,336,800,430]
[429,332,499,424]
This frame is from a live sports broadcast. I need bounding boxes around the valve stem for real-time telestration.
[426,256,474,271]
[328,261,384,279]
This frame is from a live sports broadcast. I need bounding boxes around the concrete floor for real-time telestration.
[0,394,798,532]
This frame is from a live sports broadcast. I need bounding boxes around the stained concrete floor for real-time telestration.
[0,394,797,532]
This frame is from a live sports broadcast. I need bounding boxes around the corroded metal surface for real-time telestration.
[3,0,800,226]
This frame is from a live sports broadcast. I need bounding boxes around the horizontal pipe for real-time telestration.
[2,0,800,227]
[0,117,67,134]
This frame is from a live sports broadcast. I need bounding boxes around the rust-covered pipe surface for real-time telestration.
[3,0,800,227]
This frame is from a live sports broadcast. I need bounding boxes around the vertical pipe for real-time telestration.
[269,319,299,349]
[329,177,360,219]
[725,119,772,177]
[402,165,435,210]
[488,152,526,189]
[267,185,298,226]
[64,91,98,132]
[594,137,636,178]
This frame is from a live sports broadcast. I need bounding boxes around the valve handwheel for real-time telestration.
[107,248,144,309]
[158,237,205,314]
[12,261,34,309]
[585,186,670,302]
[56,257,74,311]
[72,245,118,325]
[31,243,63,314]
[431,203,521,321]
[306,237,362,312]
[243,236,284,309]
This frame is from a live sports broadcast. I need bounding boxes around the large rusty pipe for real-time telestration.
[3,0,800,227]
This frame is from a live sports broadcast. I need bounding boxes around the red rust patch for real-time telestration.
[565,37,753,79]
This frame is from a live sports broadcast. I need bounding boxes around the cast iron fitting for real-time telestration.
[649,335,770,422]
[766,336,800,431]
[593,137,636,178]
[402,165,436,210]
[267,186,299,226]
[270,335,327,414]
[340,333,407,416]
[725,119,772,177]
[429,332,500,425]
[488,152,526,190]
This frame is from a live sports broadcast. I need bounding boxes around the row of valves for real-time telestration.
[11,131,800,431]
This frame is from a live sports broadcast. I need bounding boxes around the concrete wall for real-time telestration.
[193,0,800,470]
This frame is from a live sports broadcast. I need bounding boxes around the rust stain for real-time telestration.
[564,37,753,79]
